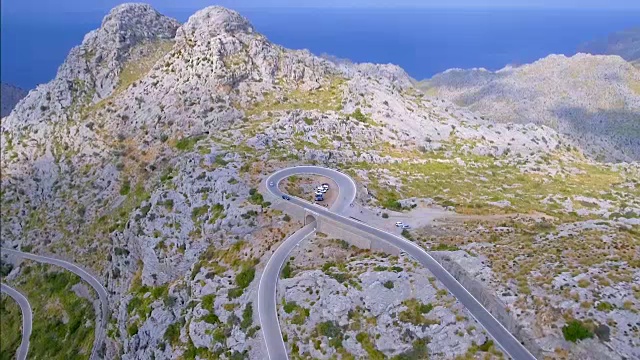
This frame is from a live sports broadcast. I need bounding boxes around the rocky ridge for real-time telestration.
[1,4,638,360]
[579,27,640,62]
[1,83,27,118]
[419,53,640,161]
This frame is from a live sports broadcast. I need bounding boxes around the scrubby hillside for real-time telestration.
[1,83,27,118]
[1,4,639,360]
[419,54,640,161]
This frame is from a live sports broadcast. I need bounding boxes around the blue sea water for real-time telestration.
[2,7,639,90]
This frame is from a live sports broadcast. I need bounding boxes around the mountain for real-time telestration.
[1,83,28,118]
[579,27,640,62]
[1,4,639,360]
[419,53,640,161]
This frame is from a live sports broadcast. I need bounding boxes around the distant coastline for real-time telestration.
[2,7,639,89]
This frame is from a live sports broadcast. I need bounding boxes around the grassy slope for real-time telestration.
[0,294,22,360]
[9,261,96,360]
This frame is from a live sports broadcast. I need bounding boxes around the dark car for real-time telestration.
[282,195,291,200]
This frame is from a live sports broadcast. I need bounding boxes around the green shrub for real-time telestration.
[248,189,265,206]
[356,332,384,360]
[382,199,403,211]
[0,261,14,277]
[175,135,204,151]
[562,320,594,342]
[478,339,494,352]
[392,338,429,360]
[431,243,460,251]
[127,323,139,336]
[399,299,436,325]
[235,267,256,289]
[164,321,182,345]
[282,261,293,279]
[596,302,615,312]
[291,306,310,325]
[283,301,297,314]
[201,294,215,310]
[191,205,209,221]
[202,312,220,325]
[352,108,367,122]
[241,304,253,330]
[228,287,244,299]
[317,321,343,349]
[120,179,131,196]
[383,281,394,289]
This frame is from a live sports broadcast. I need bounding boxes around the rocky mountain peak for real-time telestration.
[83,2,179,60]
[177,6,253,43]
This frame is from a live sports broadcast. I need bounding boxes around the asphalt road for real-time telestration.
[2,248,109,360]
[1,283,32,360]
[259,166,536,360]
[258,166,357,360]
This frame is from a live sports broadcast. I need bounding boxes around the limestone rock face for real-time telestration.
[79,3,180,98]
[178,6,254,39]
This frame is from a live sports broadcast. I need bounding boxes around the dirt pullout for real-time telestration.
[279,174,338,208]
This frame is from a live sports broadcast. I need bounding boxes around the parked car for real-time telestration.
[315,190,323,196]
[315,195,324,202]
[282,195,290,200]
[318,187,327,193]
[321,183,330,190]
[402,224,411,229]
[395,221,404,227]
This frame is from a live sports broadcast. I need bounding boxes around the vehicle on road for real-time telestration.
[282,195,290,200]
[269,181,275,187]
[395,221,404,227]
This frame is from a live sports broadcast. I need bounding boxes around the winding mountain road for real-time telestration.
[0,283,32,360]
[258,166,536,360]
[1,248,109,360]
[258,167,357,360]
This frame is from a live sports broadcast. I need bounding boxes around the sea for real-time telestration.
[2,7,639,90]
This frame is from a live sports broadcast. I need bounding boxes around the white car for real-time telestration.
[315,190,323,196]
[402,224,411,229]
[321,183,330,190]
[395,221,404,227]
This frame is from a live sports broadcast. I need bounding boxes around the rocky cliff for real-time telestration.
[419,53,640,161]
[1,83,27,117]
[1,4,638,360]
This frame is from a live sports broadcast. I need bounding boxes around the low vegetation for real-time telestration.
[10,262,96,360]
[0,294,22,358]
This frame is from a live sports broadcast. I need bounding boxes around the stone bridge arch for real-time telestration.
[304,212,317,226]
